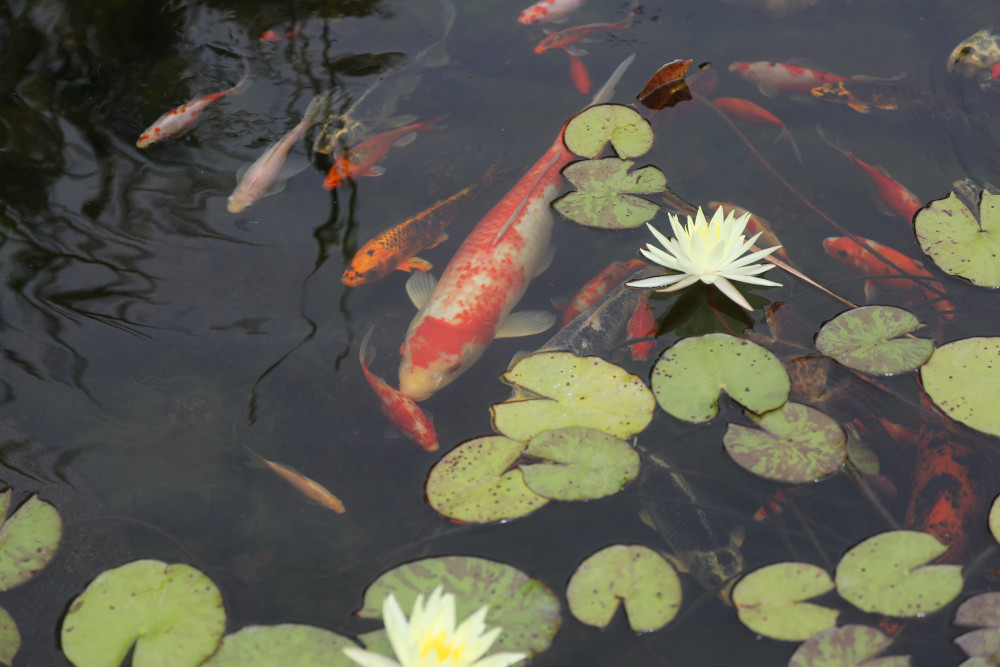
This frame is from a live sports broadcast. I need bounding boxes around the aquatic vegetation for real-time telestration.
[553,158,666,228]
[788,625,904,667]
[562,103,653,158]
[953,592,1000,664]
[204,625,356,666]
[920,337,1000,437]
[814,305,933,375]
[732,562,838,641]
[518,427,639,501]
[915,188,1000,287]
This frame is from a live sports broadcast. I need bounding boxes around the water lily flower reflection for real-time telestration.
[343,586,526,667]
[626,206,783,310]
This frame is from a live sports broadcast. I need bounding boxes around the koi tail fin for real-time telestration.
[229,56,253,96]
[775,127,803,165]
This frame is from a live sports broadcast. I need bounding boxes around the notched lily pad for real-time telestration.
[425,435,547,523]
[565,544,681,632]
[815,306,933,375]
[520,427,640,500]
[564,104,654,158]
[731,562,838,641]
[0,491,62,591]
[835,530,963,617]
[554,158,666,229]
[921,337,1000,437]
[202,624,357,666]
[914,189,1000,287]
[0,605,19,666]
[954,594,1000,664]
[789,625,908,667]
[651,334,790,423]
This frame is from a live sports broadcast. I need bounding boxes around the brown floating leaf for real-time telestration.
[638,59,693,110]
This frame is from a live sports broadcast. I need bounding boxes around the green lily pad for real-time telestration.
[955,628,1000,663]
[0,491,62,591]
[61,559,226,667]
[921,337,1000,437]
[990,495,1000,545]
[731,562,838,641]
[956,592,1000,627]
[0,605,19,666]
[202,625,357,666]
[520,428,640,500]
[835,530,963,617]
[914,190,1000,287]
[565,544,682,632]
[815,306,933,376]
[723,403,846,483]
[425,435,548,523]
[563,104,654,158]
[788,625,907,667]
[356,628,393,661]
[357,556,561,660]
[493,352,655,441]
[554,158,665,229]
[651,334,790,423]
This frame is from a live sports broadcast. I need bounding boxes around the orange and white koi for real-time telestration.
[533,7,636,54]
[398,55,635,400]
[519,0,586,25]
[246,447,345,513]
[323,115,446,190]
[728,61,850,98]
[711,97,802,164]
[137,60,250,149]
[361,327,438,451]
[562,259,646,325]
[568,53,591,94]
[817,128,922,222]
[626,292,657,361]
[708,202,789,261]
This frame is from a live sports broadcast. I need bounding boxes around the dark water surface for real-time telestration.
[3,0,1000,664]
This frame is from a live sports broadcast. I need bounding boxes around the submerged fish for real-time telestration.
[519,0,586,25]
[810,80,966,120]
[562,259,647,325]
[728,60,850,98]
[246,447,345,513]
[711,97,801,164]
[533,6,636,54]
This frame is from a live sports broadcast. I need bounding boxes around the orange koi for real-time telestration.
[360,328,438,451]
[246,447,345,513]
[323,115,446,190]
[533,7,636,54]
[728,61,851,97]
[993,62,1000,79]
[711,97,801,164]
[137,60,250,148]
[568,53,591,94]
[260,26,300,42]
[708,202,789,261]
[563,259,646,326]
[626,292,657,361]
[519,0,586,25]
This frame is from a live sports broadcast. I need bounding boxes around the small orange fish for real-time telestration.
[563,259,646,326]
[533,8,635,54]
[247,447,345,513]
[626,292,656,361]
[260,26,300,42]
[567,53,591,94]
[519,0,586,25]
[711,98,801,164]
[708,202,789,261]
[360,327,438,451]
[323,115,446,190]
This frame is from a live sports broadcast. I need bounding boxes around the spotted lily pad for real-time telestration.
[723,402,846,483]
[815,306,933,375]
[493,352,655,441]
[61,559,226,667]
[835,531,963,616]
[731,562,838,641]
[0,491,62,591]
[921,337,1000,437]
[357,556,561,660]
[554,158,666,229]
[0,605,18,666]
[202,625,357,666]
[520,428,640,500]
[955,593,1000,662]
[914,189,1000,287]
[563,104,654,158]
[565,544,682,632]
[651,334,790,423]
[425,435,548,523]
[788,625,909,667]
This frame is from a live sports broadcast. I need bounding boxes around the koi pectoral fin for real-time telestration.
[426,232,449,250]
[495,310,556,338]
[400,257,433,273]
[365,165,387,177]
[405,271,437,309]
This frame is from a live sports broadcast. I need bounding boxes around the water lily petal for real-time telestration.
[343,647,404,667]
[656,274,702,292]
[627,274,689,289]
[722,273,784,287]
[713,276,754,310]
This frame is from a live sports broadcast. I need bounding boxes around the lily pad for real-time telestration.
[990,495,1000,545]
[520,428,640,500]
[0,491,62,591]
[563,104,654,158]
[565,544,682,632]
[554,158,666,229]
[835,531,963,616]
[921,337,1000,437]
[357,556,561,660]
[788,625,908,667]
[731,562,838,641]
[425,435,548,523]
[954,628,1000,663]
[651,334,790,423]
[61,559,226,667]
[956,592,1000,627]
[202,625,357,666]
[815,306,933,375]
[723,402,846,483]
[0,605,18,666]
[914,190,1000,287]
[493,352,655,441]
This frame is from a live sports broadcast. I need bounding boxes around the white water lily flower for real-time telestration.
[343,586,527,667]
[626,205,783,310]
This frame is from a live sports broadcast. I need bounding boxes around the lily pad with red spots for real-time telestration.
[921,337,1000,437]
[732,562,838,641]
[788,625,909,667]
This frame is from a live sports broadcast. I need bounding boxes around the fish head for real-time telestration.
[342,249,390,287]
[686,539,745,592]
[822,236,856,266]
[227,190,251,214]
[398,316,492,401]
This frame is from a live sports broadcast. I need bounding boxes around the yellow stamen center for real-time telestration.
[419,629,467,664]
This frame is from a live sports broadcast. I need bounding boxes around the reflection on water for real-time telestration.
[2,0,1000,663]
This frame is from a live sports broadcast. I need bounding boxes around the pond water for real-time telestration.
[3,0,1000,664]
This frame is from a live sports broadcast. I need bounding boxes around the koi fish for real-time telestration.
[822,236,954,318]
[533,7,636,54]
[342,158,507,286]
[811,80,967,122]
[817,127,922,222]
[323,115,446,190]
[563,259,647,325]
[246,447,345,513]
[708,202,789,261]
[137,59,250,148]
[360,328,438,451]
[728,61,851,98]
[568,53,591,94]
[398,55,635,400]
[518,0,586,25]
[810,80,901,113]
[260,25,300,42]
[626,292,657,361]
[228,93,328,213]
[711,97,802,164]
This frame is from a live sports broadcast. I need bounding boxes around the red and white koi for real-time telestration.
[562,259,646,325]
[533,7,636,54]
[728,61,850,98]
[360,328,438,452]
[137,60,250,149]
[519,0,586,25]
[711,97,802,164]
[398,55,635,400]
